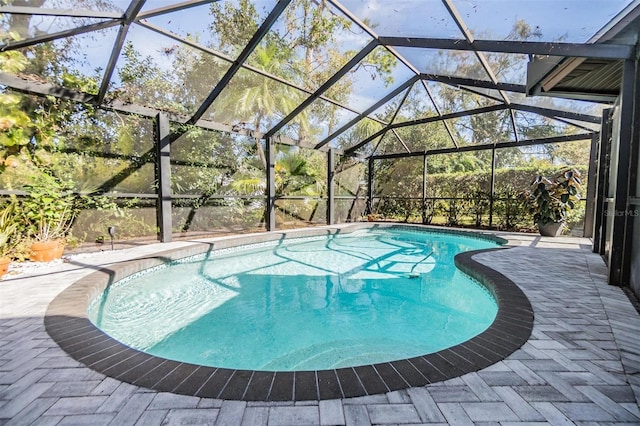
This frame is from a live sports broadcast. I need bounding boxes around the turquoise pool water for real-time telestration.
[88,228,499,371]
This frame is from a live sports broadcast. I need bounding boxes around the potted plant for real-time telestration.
[521,168,582,237]
[21,171,77,261]
[0,203,18,277]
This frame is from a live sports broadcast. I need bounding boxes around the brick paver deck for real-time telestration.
[1,228,639,425]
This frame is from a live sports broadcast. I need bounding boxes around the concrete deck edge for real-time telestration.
[44,223,533,401]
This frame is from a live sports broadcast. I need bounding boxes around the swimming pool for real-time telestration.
[46,224,534,400]
[88,227,498,371]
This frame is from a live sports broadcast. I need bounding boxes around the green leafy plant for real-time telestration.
[84,198,154,240]
[495,185,529,231]
[469,189,490,227]
[521,168,582,226]
[422,199,436,225]
[441,198,468,227]
[0,202,18,257]
[21,172,78,242]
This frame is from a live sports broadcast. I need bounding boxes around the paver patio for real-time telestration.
[1,229,639,425]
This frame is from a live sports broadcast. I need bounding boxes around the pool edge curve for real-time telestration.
[45,223,533,401]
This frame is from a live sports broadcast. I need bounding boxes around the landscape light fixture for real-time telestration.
[107,226,116,251]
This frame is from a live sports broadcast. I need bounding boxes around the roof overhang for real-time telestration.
[526,1,640,103]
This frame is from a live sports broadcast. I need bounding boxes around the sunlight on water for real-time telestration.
[88,228,499,371]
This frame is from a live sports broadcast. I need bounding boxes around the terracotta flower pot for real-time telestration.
[0,256,10,278]
[55,240,65,258]
[30,240,63,262]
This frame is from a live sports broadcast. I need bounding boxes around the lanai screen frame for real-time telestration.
[0,0,630,241]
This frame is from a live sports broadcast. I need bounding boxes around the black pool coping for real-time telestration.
[45,224,533,401]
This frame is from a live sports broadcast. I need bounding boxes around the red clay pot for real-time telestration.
[55,240,65,258]
[0,256,10,278]
[30,240,63,262]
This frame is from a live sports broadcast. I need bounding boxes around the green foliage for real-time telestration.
[566,200,586,232]
[469,189,491,227]
[376,198,421,223]
[3,167,123,247]
[209,0,260,56]
[371,19,597,160]
[494,185,529,230]
[0,202,18,257]
[441,198,468,226]
[230,147,326,198]
[226,42,306,134]
[422,199,436,225]
[0,28,98,176]
[276,149,325,196]
[0,35,27,72]
[374,164,586,231]
[208,0,395,143]
[521,169,582,226]
[231,166,266,195]
[353,47,397,86]
[73,198,155,242]
[0,33,31,157]
[0,93,32,149]
[335,157,365,196]
[117,42,188,113]
[339,118,384,153]
[19,171,78,241]
[0,4,599,243]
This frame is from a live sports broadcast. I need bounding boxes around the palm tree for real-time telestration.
[231,150,324,197]
[215,42,309,167]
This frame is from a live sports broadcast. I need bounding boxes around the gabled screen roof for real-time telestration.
[1,0,631,157]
